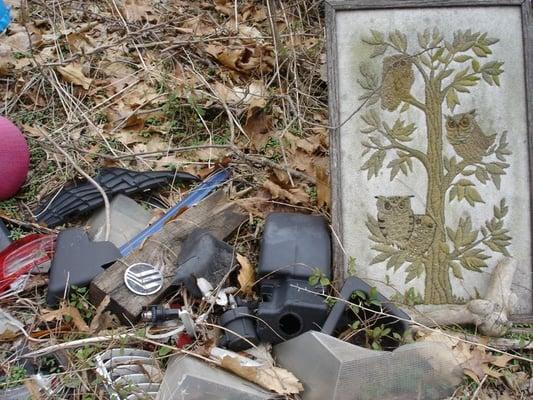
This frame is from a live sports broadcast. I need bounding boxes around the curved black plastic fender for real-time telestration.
[321,276,411,343]
[34,168,199,227]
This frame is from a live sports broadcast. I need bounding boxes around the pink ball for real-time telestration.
[0,117,30,200]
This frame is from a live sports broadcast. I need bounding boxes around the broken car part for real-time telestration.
[274,331,462,400]
[35,168,199,228]
[119,168,231,256]
[0,234,56,293]
[197,277,235,306]
[90,186,247,323]
[156,355,273,400]
[47,228,120,306]
[96,348,162,400]
[87,194,152,247]
[321,276,411,346]
[141,305,181,324]
[255,213,331,344]
[172,229,235,298]
[0,117,30,200]
[0,221,11,252]
[124,263,164,296]
[220,304,259,351]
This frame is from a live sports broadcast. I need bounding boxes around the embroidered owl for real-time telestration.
[406,215,436,257]
[380,55,415,112]
[445,110,496,163]
[376,196,415,249]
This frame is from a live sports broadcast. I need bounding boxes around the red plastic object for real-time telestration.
[0,234,56,292]
[176,332,193,348]
[0,117,30,200]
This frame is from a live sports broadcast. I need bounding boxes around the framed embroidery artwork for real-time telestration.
[326,0,533,317]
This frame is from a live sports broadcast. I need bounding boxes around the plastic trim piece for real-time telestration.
[35,168,199,227]
[321,276,411,337]
[119,168,232,256]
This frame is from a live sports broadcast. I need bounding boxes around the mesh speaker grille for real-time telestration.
[274,331,462,400]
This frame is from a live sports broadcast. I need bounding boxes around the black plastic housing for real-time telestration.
[220,305,259,351]
[321,276,411,349]
[173,229,235,298]
[47,228,120,306]
[255,213,331,344]
[257,213,331,279]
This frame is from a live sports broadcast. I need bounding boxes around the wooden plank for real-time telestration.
[522,0,533,316]
[90,190,247,322]
[325,2,346,288]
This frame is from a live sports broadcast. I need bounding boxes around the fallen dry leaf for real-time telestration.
[236,253,255,297]
[206,44,273,74]
[214,0,234,17]
[315,163,331,207]
[461,347,496,381]
[41,306,90,332]
[490,353,514,368]
[89,294,111,333]
[195,147,228,162]
[220,354,303,395]
[263,180,310,205]
[238,25,264,40]
[122,0,158,23]
[296,135,322,155]
[178,16,217,35]
[213,80,266,107]
[57,63,92,90]
[245,108,272,148]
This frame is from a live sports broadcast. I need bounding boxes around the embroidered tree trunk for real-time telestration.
[424,80,452,303]
[358,29,511,304]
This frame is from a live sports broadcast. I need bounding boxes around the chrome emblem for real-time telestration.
[124,263,163,296]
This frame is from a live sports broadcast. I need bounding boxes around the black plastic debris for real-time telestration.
[321,276,411,346]
[173,229,236,298]
[35,168,199,227]
[255,213,331,344]
[220,304,259,351]
[0,220,10,252]
[47,228,120,306]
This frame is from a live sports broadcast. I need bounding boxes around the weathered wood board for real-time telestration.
[90,190,247,322]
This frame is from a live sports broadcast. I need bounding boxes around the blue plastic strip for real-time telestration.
[119,168,231,256]
[0,0,10,33]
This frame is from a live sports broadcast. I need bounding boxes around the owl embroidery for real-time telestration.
[445,110,496,163]
[380,55,415,112]
[376,196,414,249]
[406,215,436,257]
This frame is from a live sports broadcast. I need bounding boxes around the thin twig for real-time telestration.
[38,127,111,241]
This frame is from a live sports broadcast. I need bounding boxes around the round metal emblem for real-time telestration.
[124,263,163,296]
